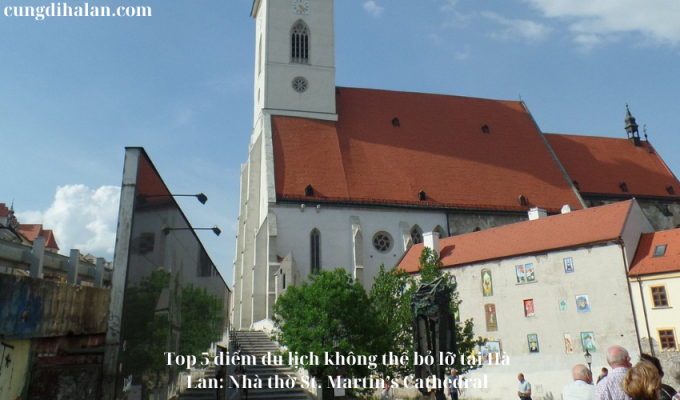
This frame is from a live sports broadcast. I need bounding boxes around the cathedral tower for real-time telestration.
[251,0,337,126]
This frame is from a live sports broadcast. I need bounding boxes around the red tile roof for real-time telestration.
[397,200,634,273]
[629,229,680,276]
[272,87,583,213]
[545,134,680,198]
[18,224,60,250]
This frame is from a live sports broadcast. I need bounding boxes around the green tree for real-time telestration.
[370,248,480,376]
[273,269,377,381]
[179,283,224,358]
[368,264,412,377]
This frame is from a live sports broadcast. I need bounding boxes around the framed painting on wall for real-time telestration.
[482,269,493,297]
[485,304,498,331]
[558,299,567,311]
[576,295,590,313]
[527,334,539,353]
[516,265,526,283]
[564,334,574,354]
[524,299,535,317]
[581,332,596,352]
[486,340,501,363]
[525,263,535,282]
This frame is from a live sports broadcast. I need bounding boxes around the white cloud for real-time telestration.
[440,0,471,28]
[363,1,384,18]
[440,0,458,13]
[16,184,120,258]
[482,11,551,42]
[523,0,680,46]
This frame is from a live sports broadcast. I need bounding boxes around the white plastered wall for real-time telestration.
[432,244,639,400]
[272,204,449,290]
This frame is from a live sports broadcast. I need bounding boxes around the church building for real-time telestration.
[232,0,680,329]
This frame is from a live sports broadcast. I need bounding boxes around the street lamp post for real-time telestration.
[584,349,592,373]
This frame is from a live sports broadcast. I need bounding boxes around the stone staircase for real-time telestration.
[232,330,311,400]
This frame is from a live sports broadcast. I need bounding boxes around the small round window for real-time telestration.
[372,232,392,252]
[292,76,308,93]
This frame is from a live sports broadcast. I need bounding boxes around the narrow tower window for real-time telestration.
[291,21,309,64]
[410,225,423,245]
[310,228,321,273]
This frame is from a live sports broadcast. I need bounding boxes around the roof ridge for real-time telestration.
[336,86,522,104]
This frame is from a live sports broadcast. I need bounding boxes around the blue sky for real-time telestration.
[2,0,679,285]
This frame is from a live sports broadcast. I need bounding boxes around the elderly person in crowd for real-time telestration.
[595,346,633,400]
[562,364,594,400]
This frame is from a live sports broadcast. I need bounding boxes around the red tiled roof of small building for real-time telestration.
[0,203,9,218]
[18,224,60,250]
[545,134,680,198]
[629,229,680,276]
[272,87,583,213]
[398,200,634,273]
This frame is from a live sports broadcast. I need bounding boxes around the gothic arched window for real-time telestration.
[410,225,423,245]
[310,228,321,273]
[434,225,447,239]
[291,21,309,64]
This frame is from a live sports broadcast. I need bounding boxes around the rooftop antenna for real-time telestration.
[519,94,523,102]
[643,124,648,141]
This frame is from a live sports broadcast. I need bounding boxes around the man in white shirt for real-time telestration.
[562,364,594,400]
[518,373,532,400]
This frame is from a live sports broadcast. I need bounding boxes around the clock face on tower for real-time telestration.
[292,0,309,14]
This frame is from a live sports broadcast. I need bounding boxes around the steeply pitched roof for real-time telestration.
[272,87,583,212]
[545,134,680,198]
[18,224,60,250]
[398,200,634,273]
[629,229,680,276]
[0,203,9,218]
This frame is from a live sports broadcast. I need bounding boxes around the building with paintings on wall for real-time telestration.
[629,227,680,385]
[396,200,654,400]
[232,0,680,330]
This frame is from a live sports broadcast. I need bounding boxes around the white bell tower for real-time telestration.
[251,0,337,125]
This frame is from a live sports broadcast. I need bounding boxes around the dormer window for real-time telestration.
[653,244,667,257]
[291,21,309,64]
[518,194,528,207]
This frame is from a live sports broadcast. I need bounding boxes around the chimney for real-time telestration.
[423,231,440,255]
[528,207,547,221]
[561,205,574,214]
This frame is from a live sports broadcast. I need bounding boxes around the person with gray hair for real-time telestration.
[562,364,594,400]
[594,346,633,400]
[669,358,680,400]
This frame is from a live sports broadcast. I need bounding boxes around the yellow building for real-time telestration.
[629,228,680,384]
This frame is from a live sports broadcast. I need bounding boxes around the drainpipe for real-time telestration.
[620,241,643,355]
[636,276,655,357]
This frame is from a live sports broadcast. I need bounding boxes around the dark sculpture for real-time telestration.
[412,277,457,400]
